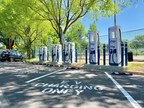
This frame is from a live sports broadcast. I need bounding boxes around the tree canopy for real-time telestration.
[26,0,119,44]
[0,0,131,58]
[130,35,144,49]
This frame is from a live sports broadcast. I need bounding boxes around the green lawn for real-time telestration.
[126,62,144,73]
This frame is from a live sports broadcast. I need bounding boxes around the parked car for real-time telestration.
[0,50,25,62]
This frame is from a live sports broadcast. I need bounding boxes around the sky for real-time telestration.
[82,1,144,42]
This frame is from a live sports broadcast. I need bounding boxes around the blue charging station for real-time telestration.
[64,42,75,64]
[52,44,62,63]
[88,31,100,64]
[108,26,121,66]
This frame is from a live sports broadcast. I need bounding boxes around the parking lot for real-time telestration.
[0,62,144,108]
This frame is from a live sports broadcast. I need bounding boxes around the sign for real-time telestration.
[12,44,17,49]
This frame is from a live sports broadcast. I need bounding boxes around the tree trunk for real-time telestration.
[27,48,32,59]
[58,33,63,48]
[27,42,32,59]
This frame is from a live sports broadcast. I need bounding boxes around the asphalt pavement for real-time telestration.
[0,62,143,108]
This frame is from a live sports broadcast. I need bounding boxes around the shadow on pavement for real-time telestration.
[0,63,143,108]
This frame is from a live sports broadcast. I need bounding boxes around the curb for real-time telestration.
[25,62,144,75]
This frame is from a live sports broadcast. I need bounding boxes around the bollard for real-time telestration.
[62,49,65,62]
[57,49,59,62]
[43,50,44,61]
[75,48,78,63]
[70,48,72,63]
[98,45,100,65]
[125,42,128,66]
[52,49,53,62]
[47,50,49,61]
[85,47,88,64]
[103,44,106,65]
[121,42,124,67]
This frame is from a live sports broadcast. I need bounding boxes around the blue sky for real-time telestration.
[82,1,144,36]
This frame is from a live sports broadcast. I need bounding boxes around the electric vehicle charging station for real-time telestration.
[108,26,121,66]
[88,31,100,64]
[39,46,48,62]
[52,44,62,63]
[64,42,75,64]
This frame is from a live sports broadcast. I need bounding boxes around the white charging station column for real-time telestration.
[52,44,62,63]
[39,46,48,62]
[64,42,75,63]
[108,26,121,66]
[89,31,99,64]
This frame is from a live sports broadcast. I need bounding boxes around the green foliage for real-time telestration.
[65,20,88,49]
[0,0,55,58]
[27,0,119,44]
[88,23,97,32]
[0,0,130,58]
[129,35,144,55]
[129,35,144,49]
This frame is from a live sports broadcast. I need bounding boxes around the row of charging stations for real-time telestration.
[39,25,122,66]
[39,42,76,64]
[51,42,75,64]
[88,25,122,66]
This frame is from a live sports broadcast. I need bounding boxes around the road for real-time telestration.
[0,62,143,108]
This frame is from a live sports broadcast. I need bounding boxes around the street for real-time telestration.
[0,62,144,108]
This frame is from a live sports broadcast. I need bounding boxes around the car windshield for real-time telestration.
[9,50,22,56]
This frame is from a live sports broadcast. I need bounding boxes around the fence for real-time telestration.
[100,28,144,56]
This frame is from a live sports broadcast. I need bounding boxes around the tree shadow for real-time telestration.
[0,63,143,108]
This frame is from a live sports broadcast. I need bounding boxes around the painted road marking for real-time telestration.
[25,68,66,83]
[105,72,142,108]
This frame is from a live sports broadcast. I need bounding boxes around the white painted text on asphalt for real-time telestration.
[34,80,102,95]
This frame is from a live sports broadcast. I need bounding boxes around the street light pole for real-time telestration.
[114,0,116,26]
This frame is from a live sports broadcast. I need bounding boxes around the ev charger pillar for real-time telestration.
[88,31,100,64]
[64,42,75,64]
[39,46,48,62]
[108,26,121,66]
[52,44,62,63]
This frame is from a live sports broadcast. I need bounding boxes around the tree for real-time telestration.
[130,35,144,49]
[0,0,54,59]
[129,35,144,55]
[89,23,97,32]
[65,20,87,49]
[27,0,117,45]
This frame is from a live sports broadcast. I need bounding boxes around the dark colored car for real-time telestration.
[0,50,25,62]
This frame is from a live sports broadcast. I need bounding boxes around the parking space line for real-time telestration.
[25,68,66,83]
[105,72,142,108]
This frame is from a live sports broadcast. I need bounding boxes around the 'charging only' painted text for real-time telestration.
[34,80,102,95]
